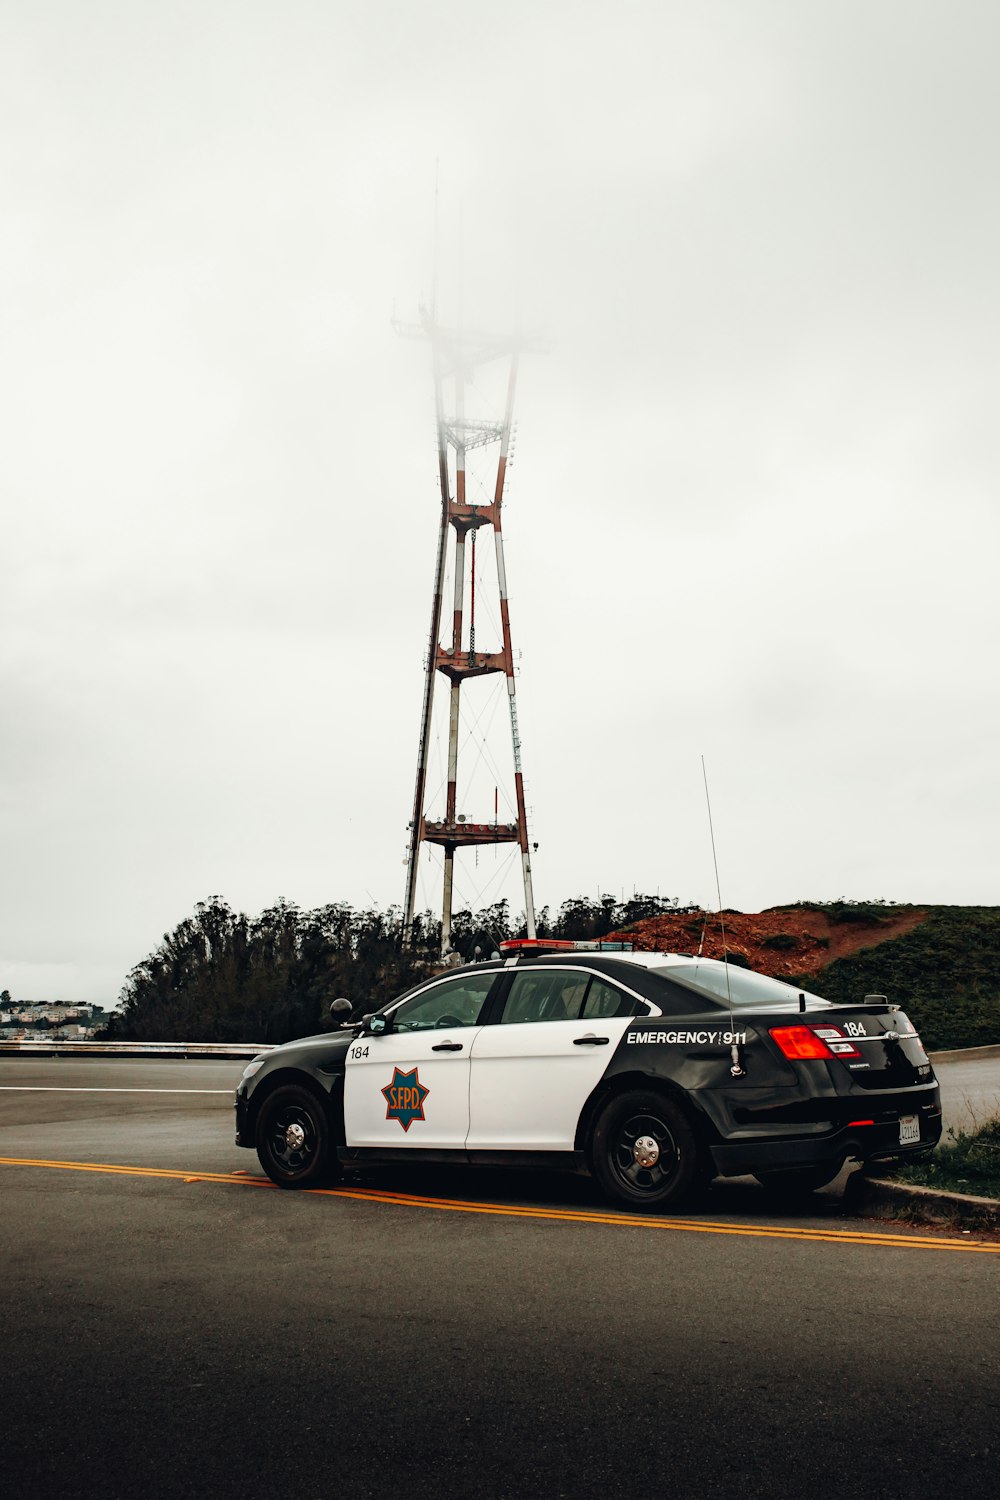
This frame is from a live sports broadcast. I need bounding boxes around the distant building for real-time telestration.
[0,1000,113,1042]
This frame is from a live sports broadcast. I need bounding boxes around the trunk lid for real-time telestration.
[770,1005,933,1088]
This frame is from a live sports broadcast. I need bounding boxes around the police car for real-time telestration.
[233,939,942,1210]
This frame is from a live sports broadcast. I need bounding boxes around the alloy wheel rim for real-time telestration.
[611,1111,679,1194]
[270,1105,316,1171]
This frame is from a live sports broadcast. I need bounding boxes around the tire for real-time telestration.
[753,1161,844,1194]
[255,1084,336,1189]
[591,1090,700,1212]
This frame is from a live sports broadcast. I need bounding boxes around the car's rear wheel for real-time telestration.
[591,1090,700,1212]
[255,1084,336,1189]
[753,1161,844,1194]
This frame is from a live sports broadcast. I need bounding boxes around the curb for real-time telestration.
[848,1173,1000,1228]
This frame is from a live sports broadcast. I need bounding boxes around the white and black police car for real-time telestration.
[234,939,942,1210]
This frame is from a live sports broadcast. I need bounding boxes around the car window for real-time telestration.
[581,976,630,1020]
[501,970,594,1025]
[665,963,827,1010]
[391,972,497,1032]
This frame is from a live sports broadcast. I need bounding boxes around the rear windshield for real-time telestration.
[665,962,826,1010]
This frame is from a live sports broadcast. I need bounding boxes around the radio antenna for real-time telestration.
[431,158,440,321]
[701,756,745,1078]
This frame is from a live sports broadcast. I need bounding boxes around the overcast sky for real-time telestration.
[3,1,998,1003]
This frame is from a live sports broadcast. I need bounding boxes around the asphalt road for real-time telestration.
[2,1058,999,1500]
[932,1053,1000,1134]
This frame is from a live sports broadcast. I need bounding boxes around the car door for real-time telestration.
[343,970,499,1150]
[466,967,639,1151]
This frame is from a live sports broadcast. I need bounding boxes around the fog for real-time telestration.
[3,2,998,1001]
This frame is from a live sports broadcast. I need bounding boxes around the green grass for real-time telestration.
[788,904,1000,1051]
[891,1116,1000,1201]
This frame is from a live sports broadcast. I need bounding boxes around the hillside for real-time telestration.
[604,902,1000,1052]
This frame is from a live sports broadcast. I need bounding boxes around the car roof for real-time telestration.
[497,950,829,1011]
[509,950,711,975]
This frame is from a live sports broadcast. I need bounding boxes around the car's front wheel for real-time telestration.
[255,1084,336,1189]
[591,1090,700,1212]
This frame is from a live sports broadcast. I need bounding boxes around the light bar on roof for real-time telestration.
[499,939,634,954]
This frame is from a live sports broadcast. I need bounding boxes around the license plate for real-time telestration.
[899,1114,920,1146]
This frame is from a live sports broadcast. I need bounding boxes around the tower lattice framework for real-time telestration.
[402,314,537,954]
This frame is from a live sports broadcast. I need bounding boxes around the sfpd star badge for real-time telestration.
[381,1066,430,1132]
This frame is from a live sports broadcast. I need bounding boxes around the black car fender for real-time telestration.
[244,1063,347,1150]
[574,1068,722,1159]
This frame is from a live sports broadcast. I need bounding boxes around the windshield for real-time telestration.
[665,961,827,1010]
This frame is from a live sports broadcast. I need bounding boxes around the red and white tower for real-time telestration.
[402,312,537,953]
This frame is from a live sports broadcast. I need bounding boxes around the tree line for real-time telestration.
[101,892,684,1043]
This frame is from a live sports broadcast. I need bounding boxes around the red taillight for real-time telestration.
[811,1026,862,1059]
[847,1120,875,1127]
[769,1025,862,1061]
[769,1026,832,1059]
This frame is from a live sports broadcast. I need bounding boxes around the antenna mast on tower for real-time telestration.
[400,307,537,955]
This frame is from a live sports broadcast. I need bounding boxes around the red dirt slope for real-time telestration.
[604,906,928,980]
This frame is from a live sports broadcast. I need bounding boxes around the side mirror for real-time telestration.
[329,998,352,1020]
[363,1013,389,1036]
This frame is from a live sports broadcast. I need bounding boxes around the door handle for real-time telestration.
[431,1041,464,1052]
[574,1034,609,1046]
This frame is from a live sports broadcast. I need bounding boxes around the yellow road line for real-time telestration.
[0,1156,273,1185]
[2,1155,997,1254]
[312,1183,1000,1251]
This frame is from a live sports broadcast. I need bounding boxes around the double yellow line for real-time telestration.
[2,1154,997,1254]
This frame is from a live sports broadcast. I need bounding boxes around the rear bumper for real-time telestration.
[709,1106,942,1178]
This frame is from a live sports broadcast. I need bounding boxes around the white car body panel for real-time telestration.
[466,1017,635,1151]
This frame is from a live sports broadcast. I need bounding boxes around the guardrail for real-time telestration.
[0,1041,271,1060]
[927,1043,1000,1063]
[2,1038,996,1063]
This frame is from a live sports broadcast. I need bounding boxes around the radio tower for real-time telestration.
[401,308,537,954]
